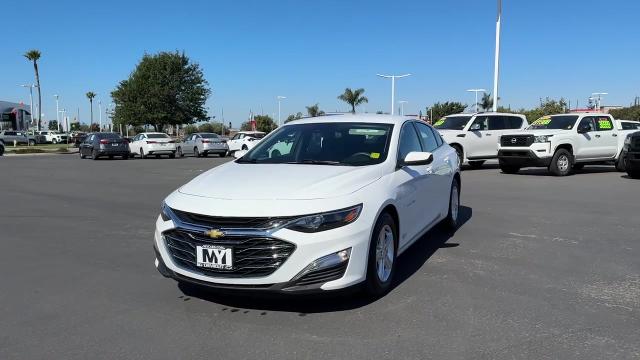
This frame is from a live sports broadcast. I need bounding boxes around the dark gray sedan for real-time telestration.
[79,132,130,160]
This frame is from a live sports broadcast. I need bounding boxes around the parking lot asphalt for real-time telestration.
[1,154,639,360]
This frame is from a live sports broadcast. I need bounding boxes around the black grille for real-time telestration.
[163,229,295,278]
[291,262,348,287]
[171,208,295,229]
[501,135,534,147]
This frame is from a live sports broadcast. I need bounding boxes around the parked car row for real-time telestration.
[0,130,46,146]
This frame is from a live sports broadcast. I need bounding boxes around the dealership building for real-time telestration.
[0,101,32,131]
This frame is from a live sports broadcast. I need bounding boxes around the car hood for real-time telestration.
[178,162,384,200]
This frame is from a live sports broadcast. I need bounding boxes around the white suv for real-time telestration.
[433,112,528,168]
[227,131,266,154]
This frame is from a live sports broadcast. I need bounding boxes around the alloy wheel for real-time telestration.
[375,224,395,283]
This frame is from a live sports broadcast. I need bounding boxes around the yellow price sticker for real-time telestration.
[434,119,445,126]
[533,117,551,125]
[370,152,380,159]
[598,119,612,129]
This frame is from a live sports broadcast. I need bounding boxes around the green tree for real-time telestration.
[609,105,640,121]
[183,124,198,135]
[24,49,42,130]
[48,120,58,131]
[306,103,325,117]
[86,92,97,124]
[521,98,568,123]
[338,88,368,113]
[197,122,224,134]
[427,102,467,121]
[111,51,210,132]
[285,112,303,123]
[480,92,493,111]
[254,115,277,133]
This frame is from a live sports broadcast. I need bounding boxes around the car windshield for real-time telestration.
[147,133,169,139]
[238,122,393,166]
[200,134,219,139]
[97,133,122,139]
[433,116,471,130]
[527,115,578,130]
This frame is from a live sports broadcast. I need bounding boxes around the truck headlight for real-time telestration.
[286,205,362,233]
[534,135,553,143]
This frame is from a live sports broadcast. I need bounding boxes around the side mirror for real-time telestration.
[403,151,433,166]
[577,124,590,134]
[469,123,481,131]
[234,150,248,159]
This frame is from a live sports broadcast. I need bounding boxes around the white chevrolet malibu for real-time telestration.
[154,114,461,296]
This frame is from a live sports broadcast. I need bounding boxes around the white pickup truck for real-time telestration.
[433,112,528,168]
[497,113,635,176]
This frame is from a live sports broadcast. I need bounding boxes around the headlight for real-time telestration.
[534,135,553,143]
[160,203,172,221]
[286,205,362,233]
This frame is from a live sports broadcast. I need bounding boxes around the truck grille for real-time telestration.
[163,229,295,278]
[171,208,295,229]
[501,135,534,147]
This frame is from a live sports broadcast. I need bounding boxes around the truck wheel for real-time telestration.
[468,160,485,169]
[615,154,626,172]
[549,149,572,176]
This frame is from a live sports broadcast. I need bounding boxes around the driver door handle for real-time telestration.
[613,134,618,137]
[595,134,601,138]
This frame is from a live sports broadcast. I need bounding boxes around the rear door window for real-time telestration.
[488,116,507,130]
[506,116,524,129]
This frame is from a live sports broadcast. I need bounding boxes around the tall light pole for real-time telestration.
[377,74,411,115]
[98,100,102,132]
[592,92,608,111]
[466,89,486,112]
[54,95,60,132]
[277,96,286,126]
[492,0,502,112]
[398,101,408,116]
[19,84,36,131]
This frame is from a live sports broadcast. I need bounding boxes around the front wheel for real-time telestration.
[364,212,397,297]
[615,154,626,172]
[194,147,200,158]
[52,139,58,144]
[92,149,99,160]
[29,139,36,146]
[177,147,184,157]
[549,149,572,176]
[443,178,460,230]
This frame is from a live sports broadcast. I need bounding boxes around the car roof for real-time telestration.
[284,113,413,126]
[444,112,526,117]
[194,132,219,135]
[237,131,266,134]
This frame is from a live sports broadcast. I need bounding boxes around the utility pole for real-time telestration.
[54,95,60,132]
[277,96,286,126]
[492,0,502,112]
[98,100,102,132]
[398,101,408,116]
[376,73,411,115]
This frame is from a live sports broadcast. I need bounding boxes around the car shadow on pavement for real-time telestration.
[511,166,621,176]
[177,206,473,314]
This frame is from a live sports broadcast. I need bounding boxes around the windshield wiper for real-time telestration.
[288,159,343,165]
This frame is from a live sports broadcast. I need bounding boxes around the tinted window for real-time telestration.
[414,122,439,152]
[578,117,596,132]
[488,116,507,130]
[97,133,121,139]
[621,121,640,130]
[528,115,578,130]
[398,123,423,161]
[470,116,489,131]
[200,133,219,139]
[147,133,169,139]
[433,116,471,130]
[241,122,393,166]
[595,116,614,131]
[506,116,524,129]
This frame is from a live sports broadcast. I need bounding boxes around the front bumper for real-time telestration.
[154,214,370,293]
[498,144,552,168]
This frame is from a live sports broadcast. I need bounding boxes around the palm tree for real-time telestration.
[24,50,42,130]
[338,88,368,113]
[305,103,325,117]
[480,92,493,111]
[86,92,97,126]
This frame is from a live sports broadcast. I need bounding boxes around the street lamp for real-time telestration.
[277,96,286,126]
[377,74,411,115]
[98,100,102,132]
[591,92,608,111]
[19,84,36,133]
[54,95,60,132]
[466,89,487,113]
[492,0,502,112]
[398,101,408,116]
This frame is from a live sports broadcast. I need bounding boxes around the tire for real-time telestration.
[573,163,585,171]
[140,148,146,159]
[169,152,176,159]
[628,168,640,179]
[242,144,249,151]
[92,149,99,160]
[177,147,184,157]
[443,178,460,230]
[468,160,485,169]
[194,147,200,158]
[452,145,463,167]
[29,139,36,146]
[122,154,129,160]
[202,152,208,158]
[549,149,572,176]
[364,212,397,297]
[0,146,4,156]
[52,139,58,144]
[500,164,520,174]
[80,150,86,159]
[615,154,626,172]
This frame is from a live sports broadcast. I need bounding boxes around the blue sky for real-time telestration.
[2,0,639,127]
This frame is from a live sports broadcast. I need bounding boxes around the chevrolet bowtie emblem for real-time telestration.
[204,229,225,239]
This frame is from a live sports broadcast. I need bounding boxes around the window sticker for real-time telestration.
[532,116,551,125]
[370,152,380,159]
[434,119,445,126]
[598,118,612,129]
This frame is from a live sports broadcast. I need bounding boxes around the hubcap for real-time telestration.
[450,184,459,223]
[558,155,569,172]
[375,224,395,283]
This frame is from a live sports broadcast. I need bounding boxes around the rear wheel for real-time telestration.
[468,160,485,169]
[615,154,626,172]
[444,178,460,230]
[140,148,146,159]
[364,212,397,297]
[169,152,176,159]
[80,150,86,159]
[177,147,183,157]
[549,149,572,176]
[92,149,99,160]
[29,139,36,146]
[194,147,200,158]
